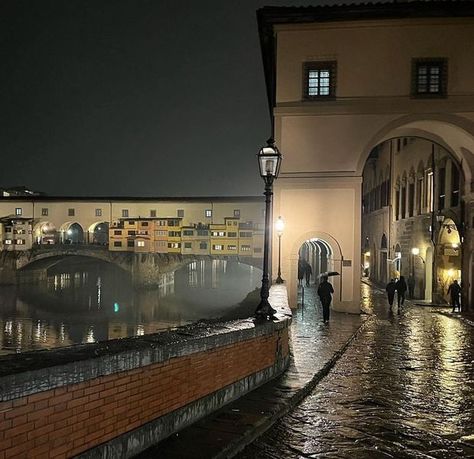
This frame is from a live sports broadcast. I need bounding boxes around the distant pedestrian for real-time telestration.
[385,279,396,308]
[395,276,407,311]
[297,257,305,287]
[447,279,461,312]
[407,274,416,299]
[304,262,312,287]
[317,275,334,323]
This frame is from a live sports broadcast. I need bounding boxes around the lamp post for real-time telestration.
[275,216,284,284]
[255,138,282,319]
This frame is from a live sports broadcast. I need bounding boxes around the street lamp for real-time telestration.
[255,138,282,319]
[275,216,284,284]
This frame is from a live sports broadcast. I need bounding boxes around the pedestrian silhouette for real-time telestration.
[297,257,305,287]
[395,276,407,312]
[447,279,461,312]
[317,275,334,324]
[385,279,396,308]
[305,262,312,287]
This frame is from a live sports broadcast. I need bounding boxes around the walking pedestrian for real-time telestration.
[297,257,305,287]
[447,279,461,312]
[395,276,407,311]
[317,275,334,324]
[385,279,396,308]
[407,274,416,299]
[304,262,312,287]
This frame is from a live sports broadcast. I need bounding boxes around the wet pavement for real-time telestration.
[238,283,474,458]
[137,284,364,458]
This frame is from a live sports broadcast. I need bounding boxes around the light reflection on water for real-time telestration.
[0,259,261,355]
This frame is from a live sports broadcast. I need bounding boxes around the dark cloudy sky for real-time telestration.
[1,0,342,197]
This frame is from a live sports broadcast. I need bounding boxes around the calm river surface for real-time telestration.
[0,259,261,355]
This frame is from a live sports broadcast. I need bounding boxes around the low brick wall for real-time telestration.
[0,288,291,459]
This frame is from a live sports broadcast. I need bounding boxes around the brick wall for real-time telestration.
[0,316,290,459]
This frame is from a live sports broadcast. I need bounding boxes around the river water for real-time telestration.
[0,258,261,355]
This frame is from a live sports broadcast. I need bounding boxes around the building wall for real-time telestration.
[265,12,474,310]
[362,137,464,302]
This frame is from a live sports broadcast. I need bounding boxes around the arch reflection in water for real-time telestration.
[0,258,261,354]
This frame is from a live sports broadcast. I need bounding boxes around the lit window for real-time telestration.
[16,239,25,245]
[15,208,22,216]
[228,245,237,251]
[205,209,212,218]
[95,209,102,217]
[41,208,48,216]
[241,245,251,251]
[303,61,337,99]
[412,58,447,97]
[213,244,223,251]
[137,241,145,247]
[4,239,12,245]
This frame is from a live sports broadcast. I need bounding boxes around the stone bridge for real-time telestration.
[0,245,263,287]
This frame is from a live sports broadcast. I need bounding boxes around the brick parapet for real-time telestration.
[0,286,291,458]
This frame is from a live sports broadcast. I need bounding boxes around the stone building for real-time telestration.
[362,137,464,304]
[258,2,474,310]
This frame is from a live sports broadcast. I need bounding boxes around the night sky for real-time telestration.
[1,0,342,197]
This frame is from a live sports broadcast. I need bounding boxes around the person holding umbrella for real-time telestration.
[317,272,337,323]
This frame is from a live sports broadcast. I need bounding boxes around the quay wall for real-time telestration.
[0,287,291,459]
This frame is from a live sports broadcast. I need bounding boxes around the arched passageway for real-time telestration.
[88,222,109,245]
[33,222,58,245]
[361,132,470,305]
[59,222,85,244]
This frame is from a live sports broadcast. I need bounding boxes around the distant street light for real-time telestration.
[275,216,284,284]
[255,138,282,319]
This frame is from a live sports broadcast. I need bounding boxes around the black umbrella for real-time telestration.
[317,271,340,279]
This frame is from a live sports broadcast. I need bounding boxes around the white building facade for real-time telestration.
[258,2,474,311]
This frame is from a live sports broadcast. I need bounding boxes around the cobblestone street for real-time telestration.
[238,283,474,458]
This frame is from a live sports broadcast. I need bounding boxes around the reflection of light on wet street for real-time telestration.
[239,283,474,458]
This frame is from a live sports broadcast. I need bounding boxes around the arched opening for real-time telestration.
[88,222,109,245]
[362,133,468,304]
[59,222,85,244]
[291,234,343,311]
[436,217,462,303]
[33,222,58,245]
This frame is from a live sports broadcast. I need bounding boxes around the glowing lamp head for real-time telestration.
[447,269,454,277]
[411,247,420,256]
[275,216,284,235]
[257,138,282,183]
